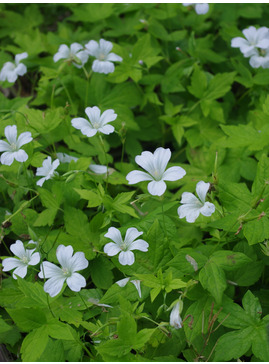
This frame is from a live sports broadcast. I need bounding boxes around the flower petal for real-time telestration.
[2,257,21,271]
[10,240,26,258]
[56,245,74,268]
[15,63,27,77]
[70,42,83,54]
[104,227,123,245]
[129,239,149,252]
[17,131,32,148]
[116,277,130,287]
[98,124,114,135]
[118,251,135,266]
[38,261,63,279]
[1,152,15,165]
[85,106,101,125]
[177,204,201,223]
[180,192,200,205]
[147,180,167,196]
[89,164,107,174]
[28,252,41,266]
[124,227,143,245]
[15,52,28,65]
[99,39,113,55]
[135,151,155,175]
[104,242,121,256]
[70,251,89,272]
[126,170,153,184]
[44,276,66,297]
[99,109,117,125]
[195,3,209,15]
[36,176,46,187]
[53,44,70,62]
[231,37,249,49]
[106,53,122,62]
[130,280,141,298]
[85,40,99,56]
[12,265,28,279]
[162,166,186,181]
[71,117,95,137]
[5,125,17,145]
[196,181,210,204]
[92,60,115,74]
[13,149,28,163]
[66,272,86,292]
[200,201,215,217]
[0,140,11,152]
[154,147,171,175]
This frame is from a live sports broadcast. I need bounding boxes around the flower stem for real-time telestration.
[98,134,109,192]
[160,196,167,237]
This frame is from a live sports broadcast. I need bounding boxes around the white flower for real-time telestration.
[56,152,78,164]
[249,48,269,68]
[0,52,28,83]
[231,26,269,57]
[177,181,215,223]
[71,106,117,137]
[126,147,186,196]
[2,240,40,279]
[104,227,149,266]
[89,164,108,174]
[85,39,122,74]
[169,301,183,329]
[116,277,142,298]
[38,245,88,297]
[36,156,60,187]
[53,43,89,68]
[0,125,32,165]
[183,3,209,15]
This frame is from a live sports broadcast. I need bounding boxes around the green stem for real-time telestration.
[98,134,109,192]
[160,197,167,238]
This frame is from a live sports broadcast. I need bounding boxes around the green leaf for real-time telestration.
[17,278,48,307]
[90,256,114,290]
[204,72,236,100]
[74,188,102,208]
[34,208,58,226]
[210,250,251,271]
[47,320,77,341]
[214,326,253,361]
[118,313,137,345]
[21,326,49,361]
[187,64,207,99]
[6,308,47,332]
[243,216,269,245]
[252,324,269,361]
[242,290,262,322]
[199,260,227,304]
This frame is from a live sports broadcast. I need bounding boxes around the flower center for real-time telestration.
[10,142,17,151]
[21,255,29,264]
[120,242,129,252]
[152,169,161,181]
[62,267,71,277]
[98,53,106,61]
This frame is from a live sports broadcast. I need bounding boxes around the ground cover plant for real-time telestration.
[1,3,269,362]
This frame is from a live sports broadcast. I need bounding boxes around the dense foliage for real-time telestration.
[1,3,269,362]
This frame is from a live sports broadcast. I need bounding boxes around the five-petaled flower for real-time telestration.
[116,277,142,298]
[38,245,89,297]
[0,52,28,83]
[85,38,122,74]
[36,156,60,187]
[183,3,209,15]
[0,125,32,165]
[2,240,40,279]
[104,227,149,266]
[177,181,215,223]
[169,301,183,329]
[231,26,269,58]
[71,106,117,137]
[53,43,89,68]
[126,147,186,196]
